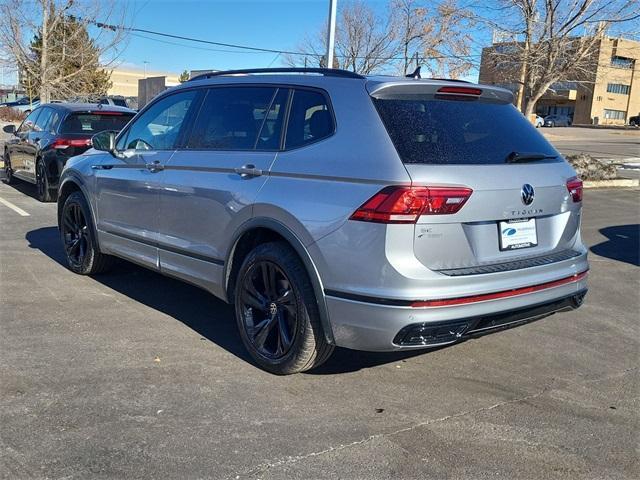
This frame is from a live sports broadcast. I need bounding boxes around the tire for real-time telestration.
[35,159,54,202]
[2,150,15,184]
[234,241,334,374]
[59,191,114,275]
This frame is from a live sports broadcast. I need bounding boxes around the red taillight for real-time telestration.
[566,176,583,202]
[52,138,92,149]
[350,186,473,224]
[437,86,482,95]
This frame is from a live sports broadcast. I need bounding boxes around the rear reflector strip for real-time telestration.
[411,270,588,307]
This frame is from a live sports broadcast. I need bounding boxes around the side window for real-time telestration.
[48,111,61,133]
[120,90,197,151]
[187,86,279,150]
[33,107,54,133]
[285,89,334,149]
[256,88,288,150]
[17,109,41,134]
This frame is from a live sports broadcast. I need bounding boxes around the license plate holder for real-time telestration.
[498,218,538,251]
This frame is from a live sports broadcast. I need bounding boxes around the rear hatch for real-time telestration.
[56,110,134,156]
[370,81,582,273]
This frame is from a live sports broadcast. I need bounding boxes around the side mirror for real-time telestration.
[3,124,16,134]
[91,130,117,153]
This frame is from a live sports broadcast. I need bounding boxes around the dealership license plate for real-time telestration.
[498,218,538,251]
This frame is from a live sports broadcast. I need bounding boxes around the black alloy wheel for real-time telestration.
[36,160,51,202]
[59,192,114,275]
[2,152,14,184]
[239,260,298,359]
[61,201,90,270]
[234,241,334,374]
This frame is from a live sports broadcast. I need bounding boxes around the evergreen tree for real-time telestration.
[178,70,190,83]
[20,11,112,100]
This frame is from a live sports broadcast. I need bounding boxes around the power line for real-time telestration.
[73,15,483,62]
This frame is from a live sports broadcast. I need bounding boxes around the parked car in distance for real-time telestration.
[0,96,39,114]
[2,103,135,202]
[67,95,137,110]
[543,114,572,127]
[535,115,544,128]
[57,68,588,374]
[629,114,639,127]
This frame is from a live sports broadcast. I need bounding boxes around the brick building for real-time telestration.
[479,36,639,125]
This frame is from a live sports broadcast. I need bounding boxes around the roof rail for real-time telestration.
[188,67,365,82]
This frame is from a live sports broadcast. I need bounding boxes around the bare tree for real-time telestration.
[482,0,639,116]
[0,0,128,102]
[284,0,397,74]
[394,0,475,77]
[285,0,473,77]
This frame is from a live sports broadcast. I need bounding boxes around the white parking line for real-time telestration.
[0,196,30,216]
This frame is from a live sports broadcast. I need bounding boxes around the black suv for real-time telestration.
[2,103,135,201]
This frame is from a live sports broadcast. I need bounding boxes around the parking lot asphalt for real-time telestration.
[540,127,640,162]
[0,181,639,479]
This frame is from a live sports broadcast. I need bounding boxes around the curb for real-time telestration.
[583,179,639,188]
[571,124,639,131]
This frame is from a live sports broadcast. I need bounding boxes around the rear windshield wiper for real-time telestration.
[505,151,558,163]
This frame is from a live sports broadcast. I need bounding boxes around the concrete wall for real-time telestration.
[108,68,180,97]
[137,76,170,109]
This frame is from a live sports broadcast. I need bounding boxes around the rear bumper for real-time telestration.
[325,271,588,351]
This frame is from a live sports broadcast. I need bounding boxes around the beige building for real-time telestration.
[108,66,181,98]
[479,36,639,125]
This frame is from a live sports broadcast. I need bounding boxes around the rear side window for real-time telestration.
[373,97,558,164]
[285,89,334,149]
[187,87,282,150]
[60,112,134,135]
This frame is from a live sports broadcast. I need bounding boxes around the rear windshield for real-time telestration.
[60,112,134,134]
[373,97,558,164]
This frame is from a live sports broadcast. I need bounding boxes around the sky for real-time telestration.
[118,0,489,79]
[121,0,362,74]
[1,0,491,86]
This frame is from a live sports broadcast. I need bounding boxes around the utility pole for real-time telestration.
[143,61,149,78]
[325,0,337,69]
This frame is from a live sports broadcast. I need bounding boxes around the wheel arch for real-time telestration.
[57,176,93,229]
[40,150,60,184]
[224,218,335,345]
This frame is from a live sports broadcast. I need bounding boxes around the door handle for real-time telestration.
[146,160,164,173]
[234,164,263,178]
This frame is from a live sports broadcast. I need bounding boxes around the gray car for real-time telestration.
[57,68,588,374]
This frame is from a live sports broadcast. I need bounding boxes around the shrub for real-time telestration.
[566,153,617,181]
[0,107,26,123]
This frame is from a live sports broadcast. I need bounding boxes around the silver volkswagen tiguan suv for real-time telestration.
[57,68,588,374]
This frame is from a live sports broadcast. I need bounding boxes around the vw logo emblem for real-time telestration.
[521,184,535,205]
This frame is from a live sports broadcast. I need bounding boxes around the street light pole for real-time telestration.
[325,0,337,69]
